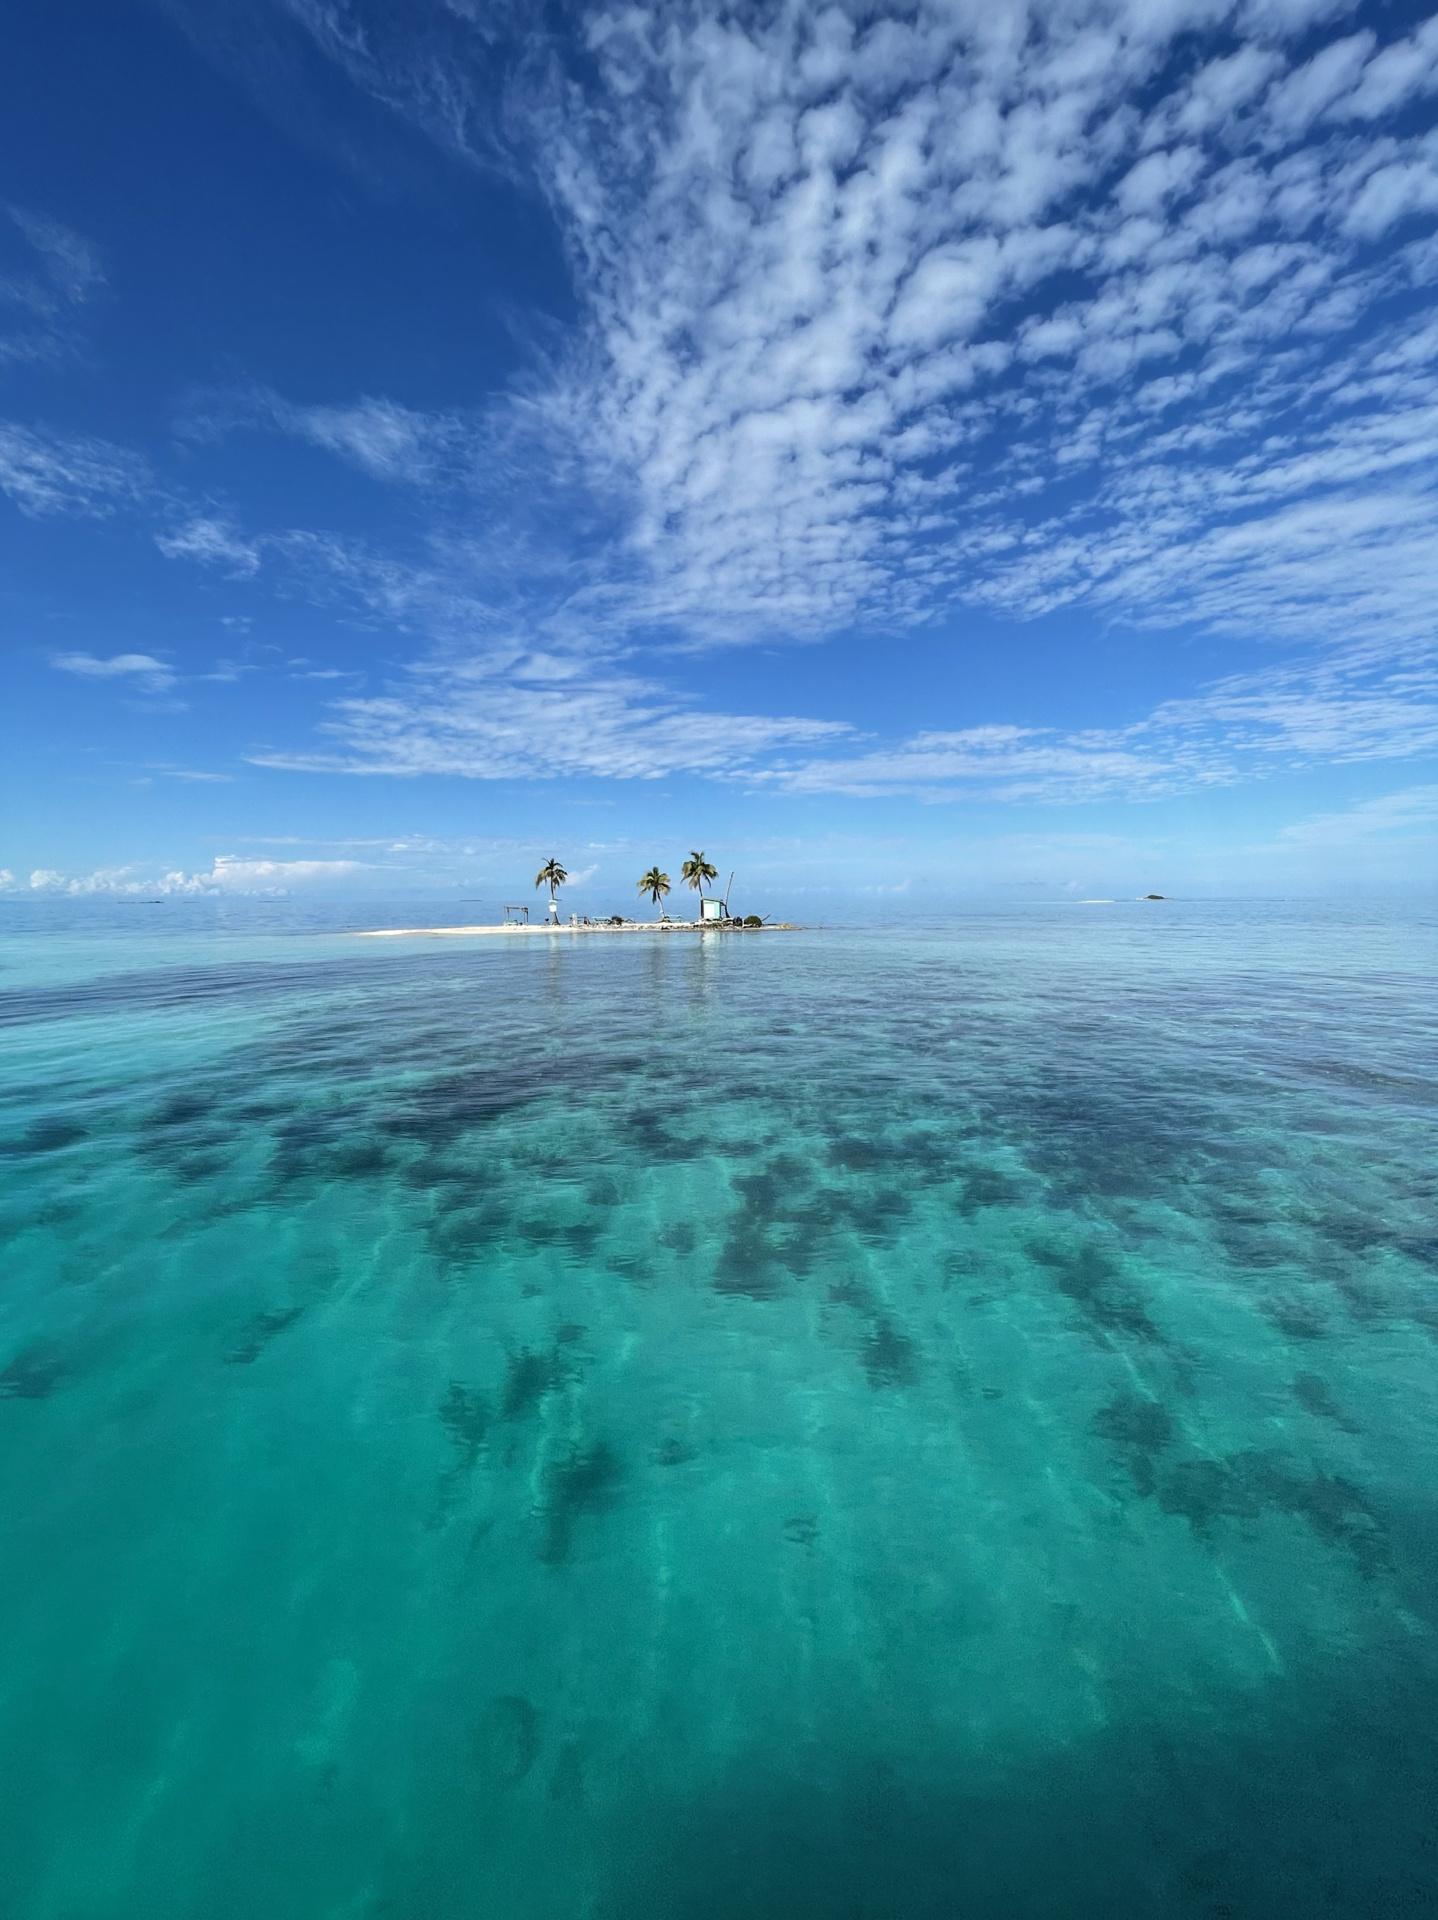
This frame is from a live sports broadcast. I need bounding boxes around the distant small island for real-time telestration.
[353,918,798,939]
[353,849,798,937]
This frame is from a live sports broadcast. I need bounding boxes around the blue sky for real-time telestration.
[3,0,1437,905]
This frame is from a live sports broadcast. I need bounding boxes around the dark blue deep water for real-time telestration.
[1,898,1436,1919]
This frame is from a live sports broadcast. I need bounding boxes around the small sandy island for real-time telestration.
[353,920,800,938]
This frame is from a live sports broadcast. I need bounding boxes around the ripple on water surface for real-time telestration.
[0,901,1436,1919]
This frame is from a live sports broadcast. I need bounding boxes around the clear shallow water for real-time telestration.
[1,898,1436,1920]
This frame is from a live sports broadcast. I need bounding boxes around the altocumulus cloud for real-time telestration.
[140,0,1438,797]
[263,0,1438,644]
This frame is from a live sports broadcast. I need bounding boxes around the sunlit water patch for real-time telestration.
[1,900,1435,1918]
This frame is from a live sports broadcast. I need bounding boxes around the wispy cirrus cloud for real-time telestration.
[181,383,474,485]
[154,515,261,573]
[761,655,1438,802]
[250,647,849,779]
[5,207,105,301]
[0,205,106,367]
[51,651,176,692]
[0,422,148,517]
[248,634,1437,802]
[1278,782,1438,842]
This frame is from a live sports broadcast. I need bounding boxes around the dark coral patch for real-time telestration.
[606,1253,654,1284]
[1092,1392,1176,1494]
[2,1118,88,1156]
[624,1107,697,1163]
[1291,1373,1360,1433]
[827,1137,894,1172]
[539,1442,621,1564]
[145,1093,215,1131]
[0,1348,66,1399]
[225,1306,304,1365]
[1092,1394,1175,1454]
[862,1318,920,1389]
[1159,1449,1387,1575]
[440,1383,491,1464]
[501,1347,568,1420]
[1267,1297,1329,1340]
[952,1164,1027,1215]
[1029,1240,1163,1345]
[430,1206,508,1264]
[713,1225,786,1300]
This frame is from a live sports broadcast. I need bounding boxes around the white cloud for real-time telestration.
[52,651,176,692]
[1278,783,1438,842]
[752,652,1438,801]
[5,207,105,301]
[23,857,367,896]
[451,0,1438,646]
[291,396,464,483]
[183,385,470,486]
[138,4,1438,697]
[1331,16,1438,122]
[0,422,148,517]
[248,628,1438,803]
[199,856,367,888]
[46,2,1438,823]
[1,206,105,366]
[250,649,849,779]
[155,516,260,573]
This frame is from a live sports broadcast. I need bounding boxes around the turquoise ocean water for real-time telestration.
[1,897,1436,1919]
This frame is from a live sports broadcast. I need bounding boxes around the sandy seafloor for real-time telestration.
[1,896,1435,1919]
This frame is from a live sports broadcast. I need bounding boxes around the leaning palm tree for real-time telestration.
[534,858,568,913]
[680,850,718,910]
[637,867,671,916]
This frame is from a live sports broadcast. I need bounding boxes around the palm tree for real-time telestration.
[681,850,718,911]
[534,858,568,915]
[637,867,671,915]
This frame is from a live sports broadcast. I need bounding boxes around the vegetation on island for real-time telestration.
[680,849,718,904]
[526,851,764,925]
[534,858,568,908]
[637,867,671,913]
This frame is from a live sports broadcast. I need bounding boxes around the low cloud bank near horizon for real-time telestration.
[4,857,369,897]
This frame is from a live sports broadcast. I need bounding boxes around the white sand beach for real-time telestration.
[353,920,797,938]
